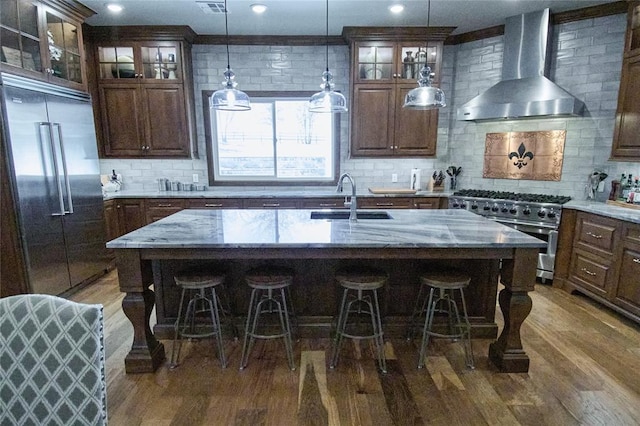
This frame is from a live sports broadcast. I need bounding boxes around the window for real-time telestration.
[204,92,339,185]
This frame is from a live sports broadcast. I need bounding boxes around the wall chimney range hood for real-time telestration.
[457,9,585,121]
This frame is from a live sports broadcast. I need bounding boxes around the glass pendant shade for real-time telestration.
[210,67,251,111]
[403,65,446,109]
[309,70,348,113]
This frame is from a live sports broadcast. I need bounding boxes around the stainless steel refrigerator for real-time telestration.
[1,74,110,295]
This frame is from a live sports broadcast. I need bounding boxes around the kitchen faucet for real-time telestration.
[337,173,357,221]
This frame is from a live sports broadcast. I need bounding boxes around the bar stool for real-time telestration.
[240,267,296,371]
[170,269,231,369]
[330,268,388,373]
[409,270,474,369]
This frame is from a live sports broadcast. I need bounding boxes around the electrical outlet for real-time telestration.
[391,173,398,183]
[192,174,199,183]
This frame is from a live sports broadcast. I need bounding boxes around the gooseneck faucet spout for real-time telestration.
[337,173,357,221]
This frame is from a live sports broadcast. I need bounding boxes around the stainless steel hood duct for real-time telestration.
[457,9,585,121]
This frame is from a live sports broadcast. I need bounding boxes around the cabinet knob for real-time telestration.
[633,258,640,264]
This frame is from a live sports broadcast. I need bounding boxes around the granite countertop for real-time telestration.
[564,200,640,224]
[103,188,452,200]
[106,208,546,249]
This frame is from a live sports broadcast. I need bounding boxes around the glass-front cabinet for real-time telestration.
[96,42,182,82]
[0,0,90,89]
[355,42,439,83]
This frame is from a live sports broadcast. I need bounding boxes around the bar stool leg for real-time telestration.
[458,288,475,369]
[371,289,387,373]
[276,288,296,371]
[208,287,227,368]
[240,288,259,371]
[407,282,428,341]
[170,287,188,368]
[418,287,437,369]
[330,288,350,369]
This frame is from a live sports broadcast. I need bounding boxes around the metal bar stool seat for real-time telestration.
[409,270,475,369]
[330,268,388,373]
[240,267,296,371]
[170,270,231,369]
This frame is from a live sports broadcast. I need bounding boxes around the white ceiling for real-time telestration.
[78,0,620,36]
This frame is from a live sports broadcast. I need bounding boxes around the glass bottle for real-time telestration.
[403,51,414,79]
[414,47,427,76]
[621,173,630,200]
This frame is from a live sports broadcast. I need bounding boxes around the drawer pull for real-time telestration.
[157,203,173,207]
[376,202,394,207]
[586,232,602,239]
[319,203,337,207]
[204,203,223,207]
[633,258,640,264]
[262,203,280,207]
[580,267,597,276]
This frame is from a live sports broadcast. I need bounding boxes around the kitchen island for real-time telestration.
[107,209,545,374]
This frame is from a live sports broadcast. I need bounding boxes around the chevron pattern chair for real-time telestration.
[0,294,107,425]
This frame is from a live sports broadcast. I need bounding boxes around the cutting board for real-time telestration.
[606,200,640,210]
[368,188,417,195]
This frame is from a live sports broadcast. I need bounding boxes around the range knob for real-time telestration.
[523,206,531,216]
[537,208,546,218]
[501,204,509,213]
[509,206,518,214]
[452,199,460,208]
[471,201,478,210]
[491,204,499,212]
[483,203,491,211]
[547,208,557,219]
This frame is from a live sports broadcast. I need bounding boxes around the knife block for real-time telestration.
[428,178,445,192]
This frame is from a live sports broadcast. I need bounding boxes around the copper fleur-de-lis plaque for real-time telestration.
[483,130,566,181]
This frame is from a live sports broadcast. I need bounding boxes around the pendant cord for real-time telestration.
[325,0,329,72]
[424,0,430,66]
[225,0,230,69]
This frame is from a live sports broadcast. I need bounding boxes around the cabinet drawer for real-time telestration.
[146,199,186,209]
[359,197,415,209]
[300,198,346,209]
[574,213,618,256]
[187,199,242,209]
[569,250,613,297]
[243,198,299,209]
[145,199,185,223]
[414,197,442,209]
[623,222,640,244]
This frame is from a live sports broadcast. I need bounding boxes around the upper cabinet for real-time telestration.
[85,26,197,158]
[343,27,454,158]
[0,0,92,91]
[611,1,640,161]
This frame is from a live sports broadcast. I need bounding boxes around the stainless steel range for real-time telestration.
[448,189,571,282]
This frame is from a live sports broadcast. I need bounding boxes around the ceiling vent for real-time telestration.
[197,1,227,14]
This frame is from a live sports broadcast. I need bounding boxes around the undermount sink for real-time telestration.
[310,211,393,220]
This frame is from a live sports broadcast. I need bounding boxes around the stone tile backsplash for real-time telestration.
[100,13,638,201]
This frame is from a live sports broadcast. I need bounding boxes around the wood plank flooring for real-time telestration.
[72,271,640,425]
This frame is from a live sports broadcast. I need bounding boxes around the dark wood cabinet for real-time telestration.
[556,210,640,324]
[0,0,91,90]
[611,1,640,160]
[343,27,453,158]
[86,26,196,158]
[358,197,415,209]
[187,198,243,209]
[145,199,185,223]
[103,198,145,240]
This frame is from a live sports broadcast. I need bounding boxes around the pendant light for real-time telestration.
[403,0,446,110]
[210,0,251,111]
[309,0,348,113]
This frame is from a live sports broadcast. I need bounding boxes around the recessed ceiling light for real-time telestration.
[388,4,404,14]
[251,4,267,14]
[106,3,123,13]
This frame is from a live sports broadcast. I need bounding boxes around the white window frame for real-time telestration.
[203,91,340,186]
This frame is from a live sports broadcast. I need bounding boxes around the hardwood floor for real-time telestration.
[73,271,640,425]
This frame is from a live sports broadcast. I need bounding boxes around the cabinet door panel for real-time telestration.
[100,85,146,156]
[611,55,640,159]
[394,85,438,156]
[569,251,612,297]
[614,245,640,316]
[117,200,146,235]
[142,85,189,156]
[351,85,394,156]
[574,213,618,257]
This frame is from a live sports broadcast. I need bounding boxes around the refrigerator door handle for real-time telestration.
[40,122,66,217]
[52,123,74,214]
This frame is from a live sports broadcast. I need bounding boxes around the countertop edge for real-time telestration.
[564,200,640,224]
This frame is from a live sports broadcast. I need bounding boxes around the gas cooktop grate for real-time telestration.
[453,190,571,204]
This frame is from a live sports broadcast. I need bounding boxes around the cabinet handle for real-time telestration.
[580,267,597,276]
[318,203,337,207]
[204,203,223,207]
[157,203,173,207]
[262,203,280,207]
[633,258,640,264]
[586,231,602,239]
[376,202,394,207]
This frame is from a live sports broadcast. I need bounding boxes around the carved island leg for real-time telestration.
[489,247,538,373]
[116,250,165,373]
